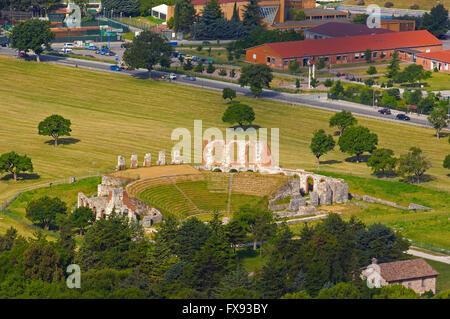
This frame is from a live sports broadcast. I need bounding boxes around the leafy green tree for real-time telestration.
[444,154,450,169]
[256,258,290,298]
[397,147,432,183]
[373,284,419,299]
[238,63,273,97]
[0,152,33,182]
[386,50,400,78]
[194,61,204,73]
[71,206,95,235]
[175,217,212,261]
[26,196,67,230]
[225,219,247,253]
[310,78,319,88]
[364,78,374,87]
[101,0,139,16]
[396,64,431,84]
[296,10,306,20]
[281,290,312,299]
[174,0,195,32]
[323,79,333,87]
[427,107,448,139]
[123,31,173,73]
[183,59,193,70]
[329,110,357,135]
[404,89,422,106]
[57,216,76,265]
[418,95,437,114]
[295,78,300,90]
[338,126,378,163]
[367,148,397,175]
[242,0,262,30]
[317,282,361,299]
[367,65,377,75]
[310,129,335,169]
[364,49,373,63]
[10,19,55,62]
[0,227,18,254]
[206,63,216,74]
[420,4,449,38]
[317,58,326,70]
[351,13,368,24]
[213,265,253,298]
[329,80,344,99]
[38,114,72,146]
[222,87,236,102]
[222,103,255,127]
[23,237,63,282]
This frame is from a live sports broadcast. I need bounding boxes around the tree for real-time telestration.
[396,64,431,84]
[386,50,400,78]
[317,282,361,299]
[373,284,419,299]
[418,96,436,114]
[367,66,377,75]
[367,148,397,175]
[323,79,333,87]
[397,147,432,183]
[329,110,357,136]
[317,58,326,70]
[231,2,240,22]
[351,14,368,24]
[338,126,378,163]
[0,152,33,182]
[173,0,195,32]
[444,154,450,169]
[222,88,236,102]
[23,240,63,282]
[71,206,95,235]
[296,10,306,21]
[194,61,204,73]
[183,59,193,70]
[123,31,173,73]
[242,0,262,30]
[329,81,344,99]
[10,19,55,62]
[38,114,72,146]
[225,220,247,253]
[404,89,422,106]
[427,107,448,139]
[238,64,273,97]
[310,78,319,88]
[364,49,373,63]
[310,129,335,169]
[101,0,139,16]
[26,196,67,230]
[420,4,449,38]
[222,103,255,127]
[289,61,300,74]
[206,63,216,74]
[57,217,76,265]
[175,217,212,261]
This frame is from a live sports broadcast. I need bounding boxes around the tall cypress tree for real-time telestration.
[174,0,196,32]
[242,0,262,29]
[231,2,240,22]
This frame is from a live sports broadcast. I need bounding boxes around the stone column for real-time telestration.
[172,149,182,164]
[156,151,166,165]
[143,153,152,167]
[130,154,138,168]
[116,155,125,171]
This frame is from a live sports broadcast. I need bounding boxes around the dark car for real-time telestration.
[378,108,391,115]
[172,51,179,58]
[396,114,410,121]
[17,51,28,58]
[120,43,129,48]
[0,41,9,47]
[185,75,196,81]
[202,41,211,45]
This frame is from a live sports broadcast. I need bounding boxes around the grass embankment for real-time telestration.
[0,54,449,239]
[342,0,450,10]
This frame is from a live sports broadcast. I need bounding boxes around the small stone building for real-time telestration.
[361,258,439,295]
[77,176,163,227]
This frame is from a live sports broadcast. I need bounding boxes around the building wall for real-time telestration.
[246,44,442,69]
[381,20,415,32]
[416,56,450,73]
[390,277,437,294]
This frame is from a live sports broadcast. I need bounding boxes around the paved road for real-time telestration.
[407,249,450,265]
[1,47,437,129]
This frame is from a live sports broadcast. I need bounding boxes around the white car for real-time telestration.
[64,43,75,49]
[169,73,177,80]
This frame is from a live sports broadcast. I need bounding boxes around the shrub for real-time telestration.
[384,2,394,8]
[206,63,215,74]
[230,169,238,173]
[196,45,203,51]
[434,67,439,72]
[230,69,236,78]
[219,69,227,76]
[213,168,222,172]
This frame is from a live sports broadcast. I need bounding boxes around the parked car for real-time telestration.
[0,41,9,47]
[110,65,121,71]
[172,51,179,58]
[336,72,345,77]
[88,45,98,51]
[18,51,28,58]
[396,114,410,121]
[185,75,196,81]
[378,108,391,115]
[120,43,129,48]
[169,73,177,80]
[202,41,211,45]
[64,43,75,49]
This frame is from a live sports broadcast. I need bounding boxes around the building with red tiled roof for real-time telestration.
[416,50,450,73]
[245,30,442,69]
[304,21,393,39]
[361,258,439,294]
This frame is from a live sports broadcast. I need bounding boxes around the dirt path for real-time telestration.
[407,249,450,265]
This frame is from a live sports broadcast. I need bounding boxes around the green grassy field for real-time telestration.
[0,55,450,242]
[424,259,450,291]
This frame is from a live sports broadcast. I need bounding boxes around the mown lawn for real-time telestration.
[424,259,450,291]
[342,0,450,10]
[1,55,450,240]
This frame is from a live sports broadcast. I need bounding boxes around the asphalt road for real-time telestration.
[1,47,437,129]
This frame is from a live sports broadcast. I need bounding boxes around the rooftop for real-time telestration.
[378,259,439,282]
[305,21,394,37]
[191,0,247,4]
[254,30,441,58]
[272,18,350,28]
[303,8,348,15]
[417,49,450,63]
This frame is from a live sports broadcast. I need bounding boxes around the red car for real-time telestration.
[18,51,28,58]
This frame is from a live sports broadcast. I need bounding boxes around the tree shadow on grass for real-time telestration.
[0,173,40,181]
[320,160,342,165]
[44,138,80,146]
[438,132,449,138]
[228,124,261,130]
[372,171,397,178]
[344,155,371,163]
[398,174,436,184]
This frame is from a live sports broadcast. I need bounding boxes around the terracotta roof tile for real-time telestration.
[191,0,247,5]
[379,259,439,282]
[417,49,450,63]
[260,30,441,58]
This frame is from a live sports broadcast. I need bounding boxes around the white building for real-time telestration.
[151,4,168,21]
